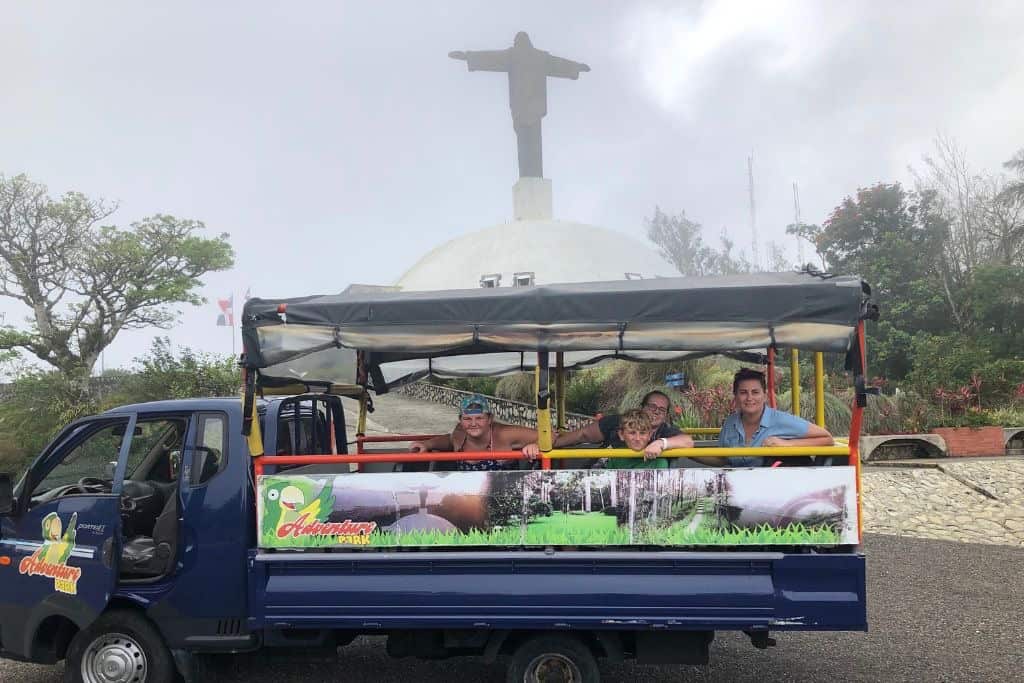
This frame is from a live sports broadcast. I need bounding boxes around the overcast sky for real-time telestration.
[3,1,1024,372]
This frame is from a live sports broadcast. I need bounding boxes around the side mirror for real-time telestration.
[0,473,14,516]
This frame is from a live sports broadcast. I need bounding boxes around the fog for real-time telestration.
[2,1,1022,371]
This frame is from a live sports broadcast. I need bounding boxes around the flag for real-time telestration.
[216,294,234,326]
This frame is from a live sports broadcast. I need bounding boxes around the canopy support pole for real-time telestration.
[555,352,566,431]
[766,347,777,408]
[814,352,826,427]
[791,349,801,417]
[536,353,552,471]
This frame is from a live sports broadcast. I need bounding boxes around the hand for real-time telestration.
[409,441,428,453]
[762,436,788,447]
[643,441,664,460]
[448,51,467,60]
[522,443,540,460]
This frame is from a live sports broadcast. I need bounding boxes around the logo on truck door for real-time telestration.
[18,512,83,595]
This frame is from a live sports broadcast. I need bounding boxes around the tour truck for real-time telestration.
[0,272,876,683]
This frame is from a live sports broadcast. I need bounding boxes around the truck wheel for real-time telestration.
[64,609,175,683]
[506,635,600,683]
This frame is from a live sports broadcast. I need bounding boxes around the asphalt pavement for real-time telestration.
[5,534,1022,682]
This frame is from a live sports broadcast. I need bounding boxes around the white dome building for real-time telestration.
[397,215,675,292]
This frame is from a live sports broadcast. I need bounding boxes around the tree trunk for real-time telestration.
[628,471,636,544]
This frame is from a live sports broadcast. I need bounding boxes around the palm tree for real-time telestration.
[998,148,1024,205]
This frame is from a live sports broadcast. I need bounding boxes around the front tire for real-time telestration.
[506,635,600,683]
[64,609,175,683]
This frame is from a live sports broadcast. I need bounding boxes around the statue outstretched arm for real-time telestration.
[450,48,511,73]
[545,54,591,79]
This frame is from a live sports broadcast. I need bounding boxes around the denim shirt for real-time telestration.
[718,406,813,467]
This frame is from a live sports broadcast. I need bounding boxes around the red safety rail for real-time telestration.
[253,450,527,477]
[355,434,445,453]
[848,321,867,542]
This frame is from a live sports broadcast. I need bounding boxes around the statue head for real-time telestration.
[513,32,533,49]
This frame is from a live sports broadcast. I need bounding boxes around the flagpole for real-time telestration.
[231,291,236,358]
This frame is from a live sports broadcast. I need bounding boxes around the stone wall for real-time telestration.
[395,381,594,430]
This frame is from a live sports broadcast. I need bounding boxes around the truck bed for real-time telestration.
[247,549,867,632]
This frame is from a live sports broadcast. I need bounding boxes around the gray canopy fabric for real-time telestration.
[241,272,871,389]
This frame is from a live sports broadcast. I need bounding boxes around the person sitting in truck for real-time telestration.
[409,394,541,470]
[552,390,698,462]
[600,408,672,469]
[719,367,834,467]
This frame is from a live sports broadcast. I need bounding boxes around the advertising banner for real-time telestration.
[257,467,858,549]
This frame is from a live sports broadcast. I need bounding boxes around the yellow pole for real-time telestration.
[535,357,552,451]
[814,351,825,427]
[356,392,368,436]
[791,348,801,418]
[556,352,566,431]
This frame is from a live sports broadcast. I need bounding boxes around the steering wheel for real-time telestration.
[77,476,112,494]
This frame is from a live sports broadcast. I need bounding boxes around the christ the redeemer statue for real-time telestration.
[450,32,590,179]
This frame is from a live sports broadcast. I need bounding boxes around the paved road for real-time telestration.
[6,534,1022,682]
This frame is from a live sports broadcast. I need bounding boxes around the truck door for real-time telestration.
[0,414,136,659]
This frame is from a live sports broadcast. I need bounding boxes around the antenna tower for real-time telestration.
[747,155,759,270]
[793,182,804,266]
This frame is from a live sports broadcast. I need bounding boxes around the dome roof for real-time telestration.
[396,219,675,291]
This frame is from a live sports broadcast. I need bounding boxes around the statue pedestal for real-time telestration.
[513,178,553,221]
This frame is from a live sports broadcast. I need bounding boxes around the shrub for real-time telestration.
[494,372,534,403]
[434,376,498,396]
[565,369,603,416]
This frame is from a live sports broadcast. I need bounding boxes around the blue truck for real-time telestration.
[0,273,873,683]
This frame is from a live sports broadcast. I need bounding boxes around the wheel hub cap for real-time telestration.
[81,633,148,683]
[526,653,581,683]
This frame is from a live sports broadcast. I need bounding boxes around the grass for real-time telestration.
[260,511,841,548]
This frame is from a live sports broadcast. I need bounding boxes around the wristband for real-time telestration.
[660,437,668,449]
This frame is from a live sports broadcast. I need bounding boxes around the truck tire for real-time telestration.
[64,609,175,683]
[506,634,600,683]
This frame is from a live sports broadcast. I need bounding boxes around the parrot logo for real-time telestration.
[261,478,335,540]
[19,512,82,594]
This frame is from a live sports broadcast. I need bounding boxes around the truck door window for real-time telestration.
[125,419,188,483]
[193,414,226,485]
[31,424,125,496]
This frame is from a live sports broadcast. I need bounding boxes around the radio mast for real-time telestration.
[747,155,759,270]
[793,182,804,266]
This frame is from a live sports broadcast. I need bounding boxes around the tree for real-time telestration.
[999,147,1024,205]
[0,174,234,380]
[785,222,827,270]
[818,183,951,377]
[645,207,751,276]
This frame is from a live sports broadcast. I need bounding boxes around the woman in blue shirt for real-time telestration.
[719,368,834,467]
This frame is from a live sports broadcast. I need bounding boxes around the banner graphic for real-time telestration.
[257,467,858,549]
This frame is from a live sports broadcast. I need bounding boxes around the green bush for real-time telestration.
[777,389,853,436]
[494,372,534,403]
[433,376,499,396]
[986,406,1024,427]
[0,338,238,475]
[565,368,603,416]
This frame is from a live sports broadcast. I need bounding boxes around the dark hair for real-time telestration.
[732,368,766,394]
[640,390,671,412]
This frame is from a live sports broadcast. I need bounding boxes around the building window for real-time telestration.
[480,273,501,288]
[624,272,643,280]
[513,271,535,287]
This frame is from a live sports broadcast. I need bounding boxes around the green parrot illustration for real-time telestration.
[41,512,77,565]
[261,478,335,539]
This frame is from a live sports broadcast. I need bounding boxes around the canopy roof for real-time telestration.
[241,272,872,389]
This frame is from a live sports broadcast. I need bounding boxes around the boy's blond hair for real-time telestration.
[618,408,653,434]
